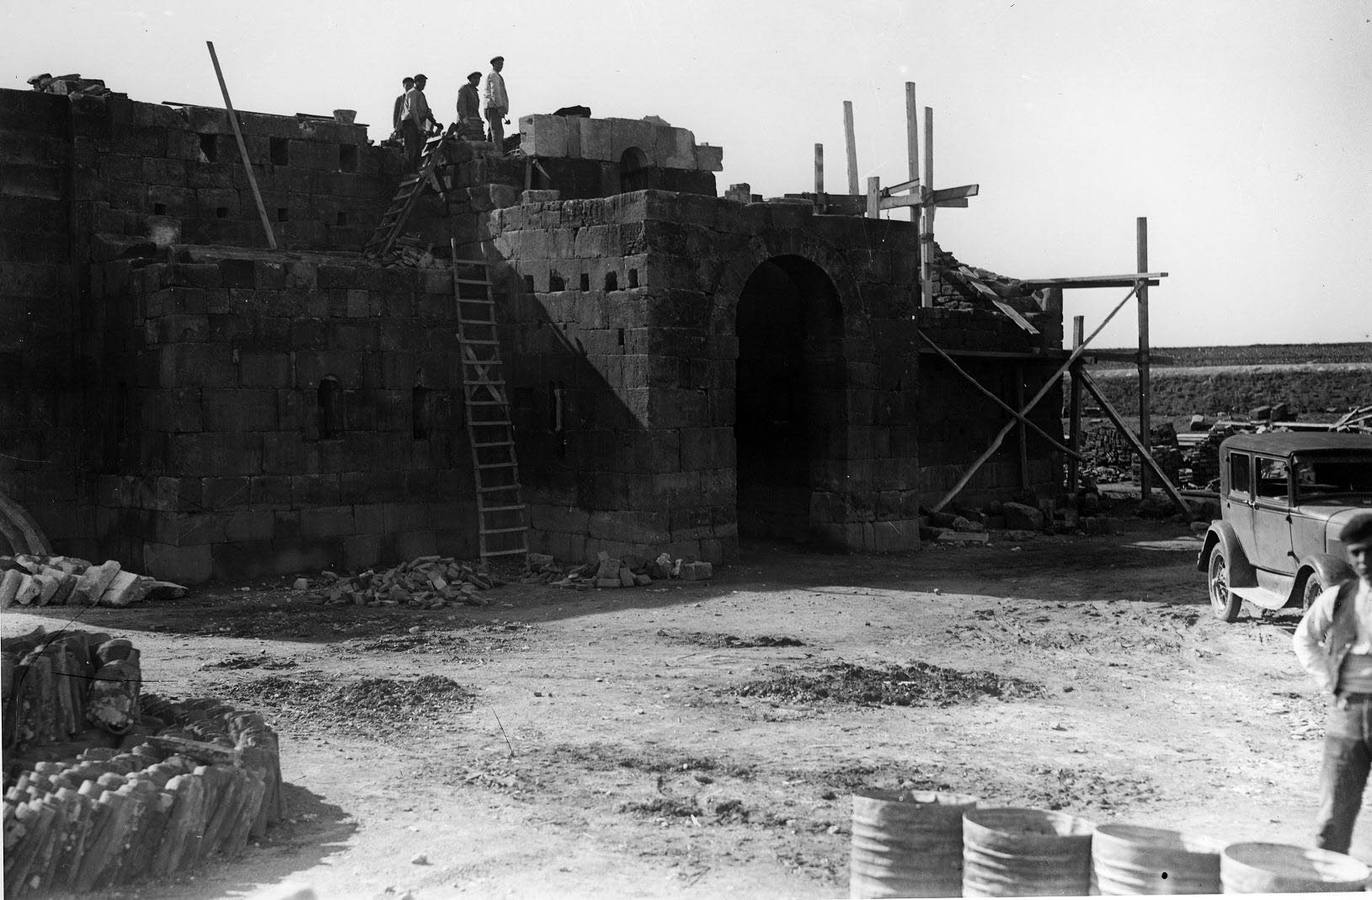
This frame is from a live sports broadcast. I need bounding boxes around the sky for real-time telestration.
[3,0,1370,349]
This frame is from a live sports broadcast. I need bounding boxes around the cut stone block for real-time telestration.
[694,143,723,172]
[936,530,990,544]
[14,574,39,605]
[33,572,62,605]
[73,560,122,605]
[0,569,23,607]
[655,127,697,170]
[681,561,713,581]
[518,115,569,158]
[99,571,152,607]
[594,577,621,589]
[576,118,614,162]
[618,567,636,588]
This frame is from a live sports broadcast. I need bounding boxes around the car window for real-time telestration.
[1294,454,1372,500]
[1228,452,1251,499]
[1255,457,1290,502]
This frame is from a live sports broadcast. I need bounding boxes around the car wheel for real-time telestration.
[1208,547,1242,622]
[1301,573,1324,612]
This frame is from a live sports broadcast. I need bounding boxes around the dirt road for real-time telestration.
[3,521,1354,898]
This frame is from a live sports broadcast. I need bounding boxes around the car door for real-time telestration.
[1225,450,1256,562]
[1252,454,1296,575]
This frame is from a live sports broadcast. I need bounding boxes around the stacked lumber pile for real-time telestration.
[3,700,284,896]
[387,234,442,268]
[317,555,502,608]
[0,555,187,609]
[521,551,713,589]
[2,629,145,751]
[1334,404,1372,433]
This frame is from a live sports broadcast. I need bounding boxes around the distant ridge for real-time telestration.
[1090,342,1372,369]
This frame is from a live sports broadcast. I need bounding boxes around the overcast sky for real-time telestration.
[4,0,1369,349]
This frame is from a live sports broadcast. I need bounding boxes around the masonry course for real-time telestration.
[3,83,1065,582]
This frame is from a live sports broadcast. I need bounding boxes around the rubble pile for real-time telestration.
[2,630,285,896]
[316,556,503,608]
[520,551,713,589]
[0,555,187,609]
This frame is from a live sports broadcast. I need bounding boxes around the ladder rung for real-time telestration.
[480,526,528,535]
[479,504,525,513]
[455,278,492,286]
[481,547,528,558]
[476,484,522,493]
[476,461,517,469]
[469,418,512,426]
[473,440,514,448]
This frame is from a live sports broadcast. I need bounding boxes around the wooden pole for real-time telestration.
[814,143,824,212]
[905,82,919,223]
[866,176,881,220]
[919,105,934,308]
[1068,315,1084,495]
[931,282,1143,511]
[1016,364,1029,490]
[1136,216,1151,500]
[843,101,859,195]
[205,41,276,250]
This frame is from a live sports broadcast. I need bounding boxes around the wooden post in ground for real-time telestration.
[1136,216,1151,500]
[905,82,919,222]
[814,143,824,211]
[843,101,859,195]
[920,105,935,308]
[1068,315,1085,495]
[205,41,276,250]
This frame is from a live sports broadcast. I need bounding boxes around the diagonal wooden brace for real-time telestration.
[916,330,1079,459]
[931,282,1143,512]
[1077,370,1194,519]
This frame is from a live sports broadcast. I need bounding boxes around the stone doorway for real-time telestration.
[734,255,847,543]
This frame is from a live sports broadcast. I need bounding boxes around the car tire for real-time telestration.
[1301,573,1324,612]
[1208,547,1242,622]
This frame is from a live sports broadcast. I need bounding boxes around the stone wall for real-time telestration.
[81,251,475,583]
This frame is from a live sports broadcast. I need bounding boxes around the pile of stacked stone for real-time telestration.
[3,629,142,750]
[1,555,187,609]
[316,555,502,608]
[27,72,122,99]
[522,551,713,589]
[2,630,284,895]
[1182,422,1246,490]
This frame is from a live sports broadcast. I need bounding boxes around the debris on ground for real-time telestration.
[218,673,474,737]
[522,551,712,589]
[730,661,1043,708]
[0,555,187,608]
[655,629,805,649]
[313,556,502,608]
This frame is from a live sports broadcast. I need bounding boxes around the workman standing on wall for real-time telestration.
[391,76,413,140]
[455,71,484,140]
[400,73,439,171]
[484,56,509,149]
[1293,512,1372,853]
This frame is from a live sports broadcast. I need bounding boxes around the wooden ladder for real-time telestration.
[449,241,528,562]
[364,134,448,258]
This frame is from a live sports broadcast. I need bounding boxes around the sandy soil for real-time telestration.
[4,520,1360,899]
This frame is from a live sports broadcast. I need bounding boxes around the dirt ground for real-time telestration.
[4,520,1363,899]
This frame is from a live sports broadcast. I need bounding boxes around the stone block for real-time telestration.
[519,115,570,158]
[576,118,614,162]
[654,127,697,170]
[694,143,723,172]
[142,541,213,584]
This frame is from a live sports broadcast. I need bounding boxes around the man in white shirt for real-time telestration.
[483,56,509,150]
[1293,512,1372,853]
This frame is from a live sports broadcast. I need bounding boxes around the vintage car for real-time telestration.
[1198,432,1372,621]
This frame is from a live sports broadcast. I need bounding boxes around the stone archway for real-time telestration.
[734,255,848,543]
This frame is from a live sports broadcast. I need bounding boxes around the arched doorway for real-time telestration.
[734,255,847,543]
[619,147,651,192]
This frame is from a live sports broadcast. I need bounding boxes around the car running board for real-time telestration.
[1230,584,1290,610]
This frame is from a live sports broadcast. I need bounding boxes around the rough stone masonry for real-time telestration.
[0,77,1065,583]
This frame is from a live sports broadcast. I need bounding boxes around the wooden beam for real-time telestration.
[1079,370,1193,519]
[1137,216,1152,500]
[1021,273,1167,289]
[866,176,881,219]
[916,331,1080,458]
[1083,349,1177,365]
[931,282,1142,512]
[929,183,979,202]
[884,176,921,195]
[1067,316,1085,494]
[990,299,1040,335]
[905,82,919,222]
[814,143,823,195]
[879,193,970,211]
[843,101,859,195]
[915,348,1070,361]
[920,105,934,309]
[206,42,276,250]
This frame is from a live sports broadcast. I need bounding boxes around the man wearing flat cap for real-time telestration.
[484,56,509,150]
[1294,512,1372,852]
[455,71,484,141]
[400,73,438,171]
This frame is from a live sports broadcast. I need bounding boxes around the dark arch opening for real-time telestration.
[619,146,651,192]
[734,255,847,543]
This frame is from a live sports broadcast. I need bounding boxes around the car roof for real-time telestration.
[1221,432,1372,455]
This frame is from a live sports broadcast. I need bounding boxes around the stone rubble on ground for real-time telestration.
[311,556,502,609]
[0,555,188,609]
[521,550,712,590]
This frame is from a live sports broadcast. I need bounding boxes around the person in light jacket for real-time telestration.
[1293,512,1372,853]
[483,56,509,149]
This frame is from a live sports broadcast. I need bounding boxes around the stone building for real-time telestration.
[0,78,1066,583]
